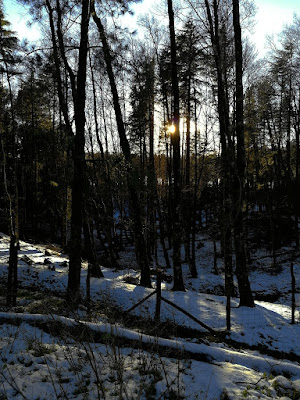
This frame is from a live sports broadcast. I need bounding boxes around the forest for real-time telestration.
[0,0,300,398]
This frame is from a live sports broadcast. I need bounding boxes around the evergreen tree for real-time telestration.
[0,2,20,307]
[128,44,157,263]
[177,18,202,278]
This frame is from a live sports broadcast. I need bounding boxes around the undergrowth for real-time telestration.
[0,315,187,399]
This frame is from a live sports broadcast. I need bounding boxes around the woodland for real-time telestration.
[0,0,300,398]
[1,0,299,305]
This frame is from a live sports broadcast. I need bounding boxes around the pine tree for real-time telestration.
[0,2,20,307]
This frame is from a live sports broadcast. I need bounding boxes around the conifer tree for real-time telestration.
[0,2,19,306]
[167,0,185,291]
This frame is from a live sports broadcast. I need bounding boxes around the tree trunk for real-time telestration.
[67,0,90,302]
[167,0,185,291]
[294,88,300,248]
[232,0,254,307]
[45,0,90,301]
[83,213,104,278]
[148,89,157,263]
[91,2,151,287]
[4,64,19,307]
[184,73,197,277]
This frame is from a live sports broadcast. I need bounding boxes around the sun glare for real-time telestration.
[168,124,176,134]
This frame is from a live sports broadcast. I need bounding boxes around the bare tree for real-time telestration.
[45,0,91,301]
[167,0,185,291]
[91,0,152,287]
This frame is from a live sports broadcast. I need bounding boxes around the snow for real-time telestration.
[0,232,300,399]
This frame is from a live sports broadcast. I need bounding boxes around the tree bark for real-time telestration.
[295,88,300,248]
[91,1,151,287]
[232,0,254,307]
[4,63,19,307]
[167,0,185,291]
[67,0,91,302]
[45,0,90,301]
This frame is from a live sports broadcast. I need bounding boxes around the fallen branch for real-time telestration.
[161,296,216,335]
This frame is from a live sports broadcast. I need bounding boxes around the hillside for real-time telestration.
[0,233,300,399]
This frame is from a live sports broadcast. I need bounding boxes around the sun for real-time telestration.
[168,124,176,134]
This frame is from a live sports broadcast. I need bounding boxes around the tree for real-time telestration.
[268,16,300,248]
[232,0,254,307]
[43,0,91,301]
[244,16,300,259]
[167,0,185,291]
[0,2,20,307]
[198,0,254,317]
[91,0,152,288]
[177,18,202,278]
[128,43,157,262]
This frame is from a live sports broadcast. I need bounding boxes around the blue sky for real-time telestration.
[3,0,300,54]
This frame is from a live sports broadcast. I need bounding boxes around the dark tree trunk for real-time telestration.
[83,214,104,278]
[7,234,18,307]
[67,0,90,301]
[286,77,292,180]
[203,0,254,318]
[204,0,234,327]
[45,0,90,301]
[191,92,198,276]
[91,3,151,287]
[184,74,197,277]
[45,0,73,138]
[147,59,156,263]
[156,189,172,270]
[232,0,254,307]
[4,65,19,308]
[88,51,118,266]
[295,88,300,248]
[167,0,185,291]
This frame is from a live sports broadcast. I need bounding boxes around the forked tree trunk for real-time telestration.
[203,0,254,319]
[204,0,235,328]
[46,0,91,302]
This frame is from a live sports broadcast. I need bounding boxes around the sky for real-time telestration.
[252,0,300,54]
[3,0,38,42]
[3,0,300,55]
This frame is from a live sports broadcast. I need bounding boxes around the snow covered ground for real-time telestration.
[0,233,300,399]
